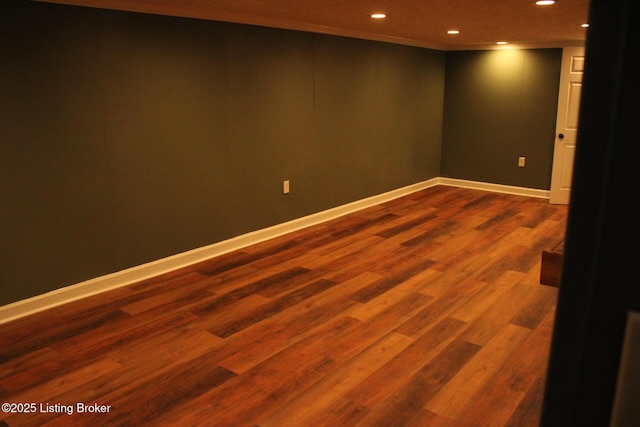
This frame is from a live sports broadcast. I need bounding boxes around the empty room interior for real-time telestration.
[3,0,639,426]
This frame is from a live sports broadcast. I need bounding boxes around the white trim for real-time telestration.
[0,178,439,325]
[0,177,549,324]
[437,177,551,199]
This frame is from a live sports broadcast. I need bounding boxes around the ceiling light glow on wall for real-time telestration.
[447,30,460,35]
[535,1,556,5]
[371,13,386,19]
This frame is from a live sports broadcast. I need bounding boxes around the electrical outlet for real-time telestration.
[518,156,526,167]
[283,180,290,194]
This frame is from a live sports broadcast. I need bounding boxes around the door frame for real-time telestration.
[541,0,640,424]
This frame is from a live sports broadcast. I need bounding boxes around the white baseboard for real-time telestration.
[437,177,551,199]
[0,177,549,325]
[0,178,439,324]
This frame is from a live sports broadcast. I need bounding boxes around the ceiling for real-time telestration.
[39,0,590,50]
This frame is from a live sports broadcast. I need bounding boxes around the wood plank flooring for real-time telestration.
[0,186,568,426]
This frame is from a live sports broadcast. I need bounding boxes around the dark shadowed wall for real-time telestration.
[441,49,562,189]
[0,2,445,305]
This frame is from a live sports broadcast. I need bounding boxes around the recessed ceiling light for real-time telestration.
[447,30,460,35]
[581,23,590,28]
[536,0,556,5]
[371,13,386,19]
[497,41,508,45]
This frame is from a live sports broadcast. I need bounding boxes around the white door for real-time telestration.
[549,47,586,204]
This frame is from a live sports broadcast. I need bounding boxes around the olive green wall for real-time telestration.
[0,3,564,307]
[441,49,562,189]
[0,2,445,305]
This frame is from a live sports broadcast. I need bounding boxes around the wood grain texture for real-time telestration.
[0,186,567,426]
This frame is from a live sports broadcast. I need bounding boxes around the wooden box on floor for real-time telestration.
[540,241,564,287]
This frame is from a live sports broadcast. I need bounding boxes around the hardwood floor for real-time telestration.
[0,186,568,426]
